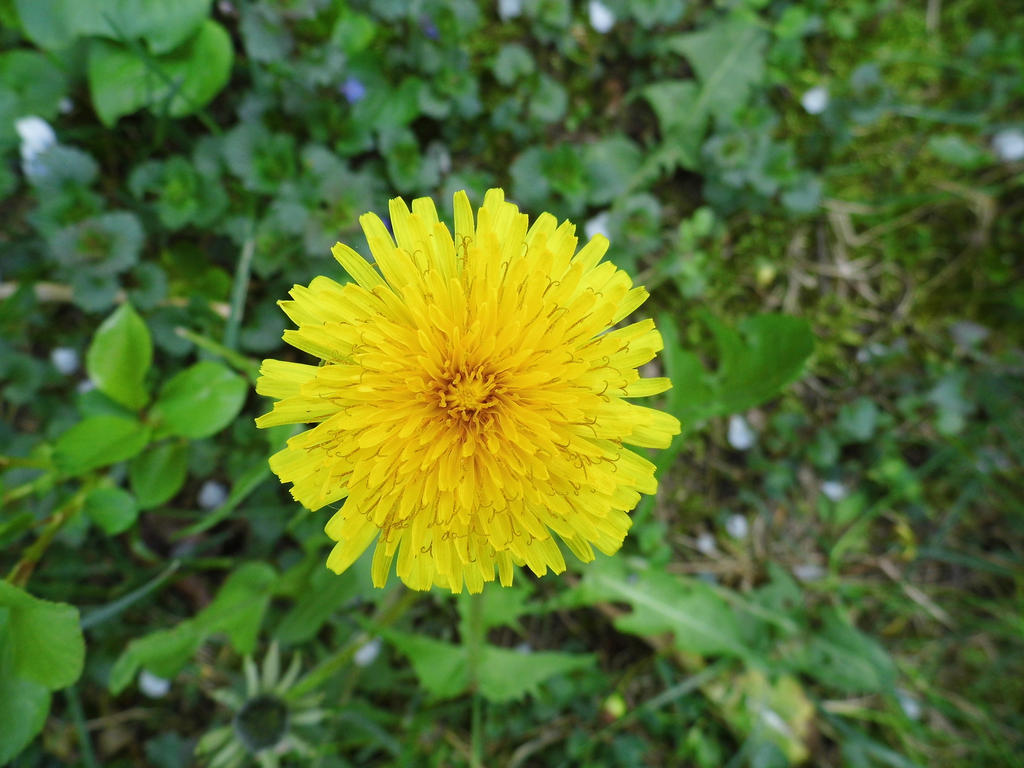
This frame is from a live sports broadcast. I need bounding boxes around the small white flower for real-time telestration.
[992,128,1024,162]
[800,86,829,115]
[497,0,522,21]
[695,532,717,555]
[792,563,825,582]
[588,0,615,33]
[198,480,228,510]
[727,414,756,451]
[820,480,848,502]
[139,669,171,698]
[353,638,382,667]
[584,211,610,241]
[50,347,79,375]
[725,514,749,540]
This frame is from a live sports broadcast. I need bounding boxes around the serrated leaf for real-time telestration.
[151,361,247,440]
[665,16,767,124]
[129,441,188,509]
[0,581,85,690]
[86,302,151,411]
[575,557,751,658]
[384,630,592,703]
[87,19,233,126]
[790,609,896,694]
[705,313,815,416]
[54,415,152,476]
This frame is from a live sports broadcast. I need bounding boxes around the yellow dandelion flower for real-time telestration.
[256,189,680,594]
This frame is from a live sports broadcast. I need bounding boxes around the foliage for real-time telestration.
[1,0,1022,766]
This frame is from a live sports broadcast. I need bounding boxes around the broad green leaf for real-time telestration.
[87,19,233,126]
[108,562,276,694]
[790,609,896,694]
[705,313,815,416]
[0,581,85,689]
[15,0,211,53]
[665,16,767,124]
[86,302,151,411]
[108,624,201,694]
[492,43,534,86]
[151,361,247,440]
[574,557,750,658]
[0,674,50,765]
[84,486,139,534]
[478,646,593,703]
[54,415,152,476]
[194,562,276,654]
[129,441,188,509]
[0,50,67,139]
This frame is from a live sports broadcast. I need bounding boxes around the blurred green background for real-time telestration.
[1,0,1022,766]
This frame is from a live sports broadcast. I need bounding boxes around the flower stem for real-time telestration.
[465,591,485,768]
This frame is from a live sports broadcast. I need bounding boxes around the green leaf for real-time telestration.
[926,133,992,169]
[0,674,50,765]
[0,50,67,139]
[108,624,201,694]
[704,313,815,416]
[151,361,247,440]
[87,19,233,126]
[275,566,360,646]
[641,81,704,171]
[478,646,593,703]
[583,136,643,206]
[84,486,139,534]
[54,415,152,476]
[384,630,592,703]
[492,43,534,86]
[15,0,211,53]
[0,581,85,689]
[108,562,276,693]
[86,302,152,411]
[790,609,896,694]
[129,441,188,509]
[665,16,767,124]
[574,557,751,658]
[530,74,567,124]
[384,632,468,700]
[194,562,276,654]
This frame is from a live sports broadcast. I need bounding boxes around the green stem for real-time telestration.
[65,685,100,768]
[224,234,255,351]
[286,587,418,702]
[466,591,486,768]
[7,488,87,587]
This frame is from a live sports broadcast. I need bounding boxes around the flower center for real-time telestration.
[234,694,289,753]
[438,368,497,420]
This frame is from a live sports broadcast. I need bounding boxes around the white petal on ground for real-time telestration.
[50,347,79,375]
[588,1,615,33]
[992,128,1024,162]
[354,637,382,667]
[198,480,229,510]
[801,86,829,115]
[727,414,756,450]
[139,669,171,698]
[725,514,749,540]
